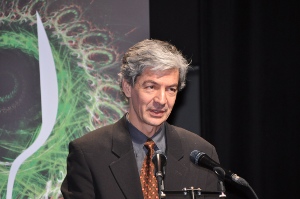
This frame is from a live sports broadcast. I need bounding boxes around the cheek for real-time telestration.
[167,96,177,108]
[132,92,149,108]
[142,97,153,108]
[137,92,153,104]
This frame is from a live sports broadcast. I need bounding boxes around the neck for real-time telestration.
[126,113,162,138]
[140,125,162,138]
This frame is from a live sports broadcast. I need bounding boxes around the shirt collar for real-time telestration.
[126,116,165,149]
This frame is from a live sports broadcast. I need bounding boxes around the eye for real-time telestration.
[168,87,178,93]
[145,85,155,90]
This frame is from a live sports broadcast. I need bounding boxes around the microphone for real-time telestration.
[190,150,249,187]
[152,150,167,198]
[152,150,167,179]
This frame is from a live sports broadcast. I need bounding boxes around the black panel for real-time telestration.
[150,0,201,134]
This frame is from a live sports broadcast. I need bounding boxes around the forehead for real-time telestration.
[138,67,179,82]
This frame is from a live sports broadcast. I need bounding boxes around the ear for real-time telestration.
[122,79,132,98]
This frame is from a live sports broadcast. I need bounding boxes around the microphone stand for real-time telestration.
[152,150,167,199]
[217,181,226,198]
[156,171,164,199]
[213,167,227,198]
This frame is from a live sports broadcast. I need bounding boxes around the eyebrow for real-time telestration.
[142,80,157,85]
[142,80,178,87]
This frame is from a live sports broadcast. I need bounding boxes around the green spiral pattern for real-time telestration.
[0,0,127,198]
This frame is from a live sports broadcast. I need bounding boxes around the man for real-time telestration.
[61,39,220,199]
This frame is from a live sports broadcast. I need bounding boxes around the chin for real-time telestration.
[146,118,166,127]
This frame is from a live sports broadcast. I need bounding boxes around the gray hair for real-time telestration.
[119,39,189,93]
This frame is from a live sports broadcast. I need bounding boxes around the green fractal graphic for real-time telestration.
[0,0,128,198]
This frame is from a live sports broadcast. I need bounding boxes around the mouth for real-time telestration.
[149,109,167,117]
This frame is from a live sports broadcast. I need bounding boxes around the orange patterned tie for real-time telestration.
[140,139,159,199]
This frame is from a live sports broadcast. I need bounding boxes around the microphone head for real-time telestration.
[190,150,220,172]
[152,150,167,166]
[190,150,205,165]
[152,150,167,178]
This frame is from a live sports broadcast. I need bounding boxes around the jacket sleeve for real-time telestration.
[61,141,96,199]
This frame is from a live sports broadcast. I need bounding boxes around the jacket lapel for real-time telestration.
[109,116,144,199]
[164,124,189,190]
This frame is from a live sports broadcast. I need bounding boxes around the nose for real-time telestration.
[154,89,167,106]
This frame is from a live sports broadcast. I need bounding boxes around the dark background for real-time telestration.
[150,1,300,199]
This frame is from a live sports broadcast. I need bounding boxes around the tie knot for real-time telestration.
[144,139,155,150]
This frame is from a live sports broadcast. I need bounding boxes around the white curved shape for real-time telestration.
[6,12,58,199]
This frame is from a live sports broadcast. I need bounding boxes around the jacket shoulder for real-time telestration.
[70,117,127,152]
[169,124,217,159]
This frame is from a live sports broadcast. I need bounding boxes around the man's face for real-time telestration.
[123,67,179,135]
